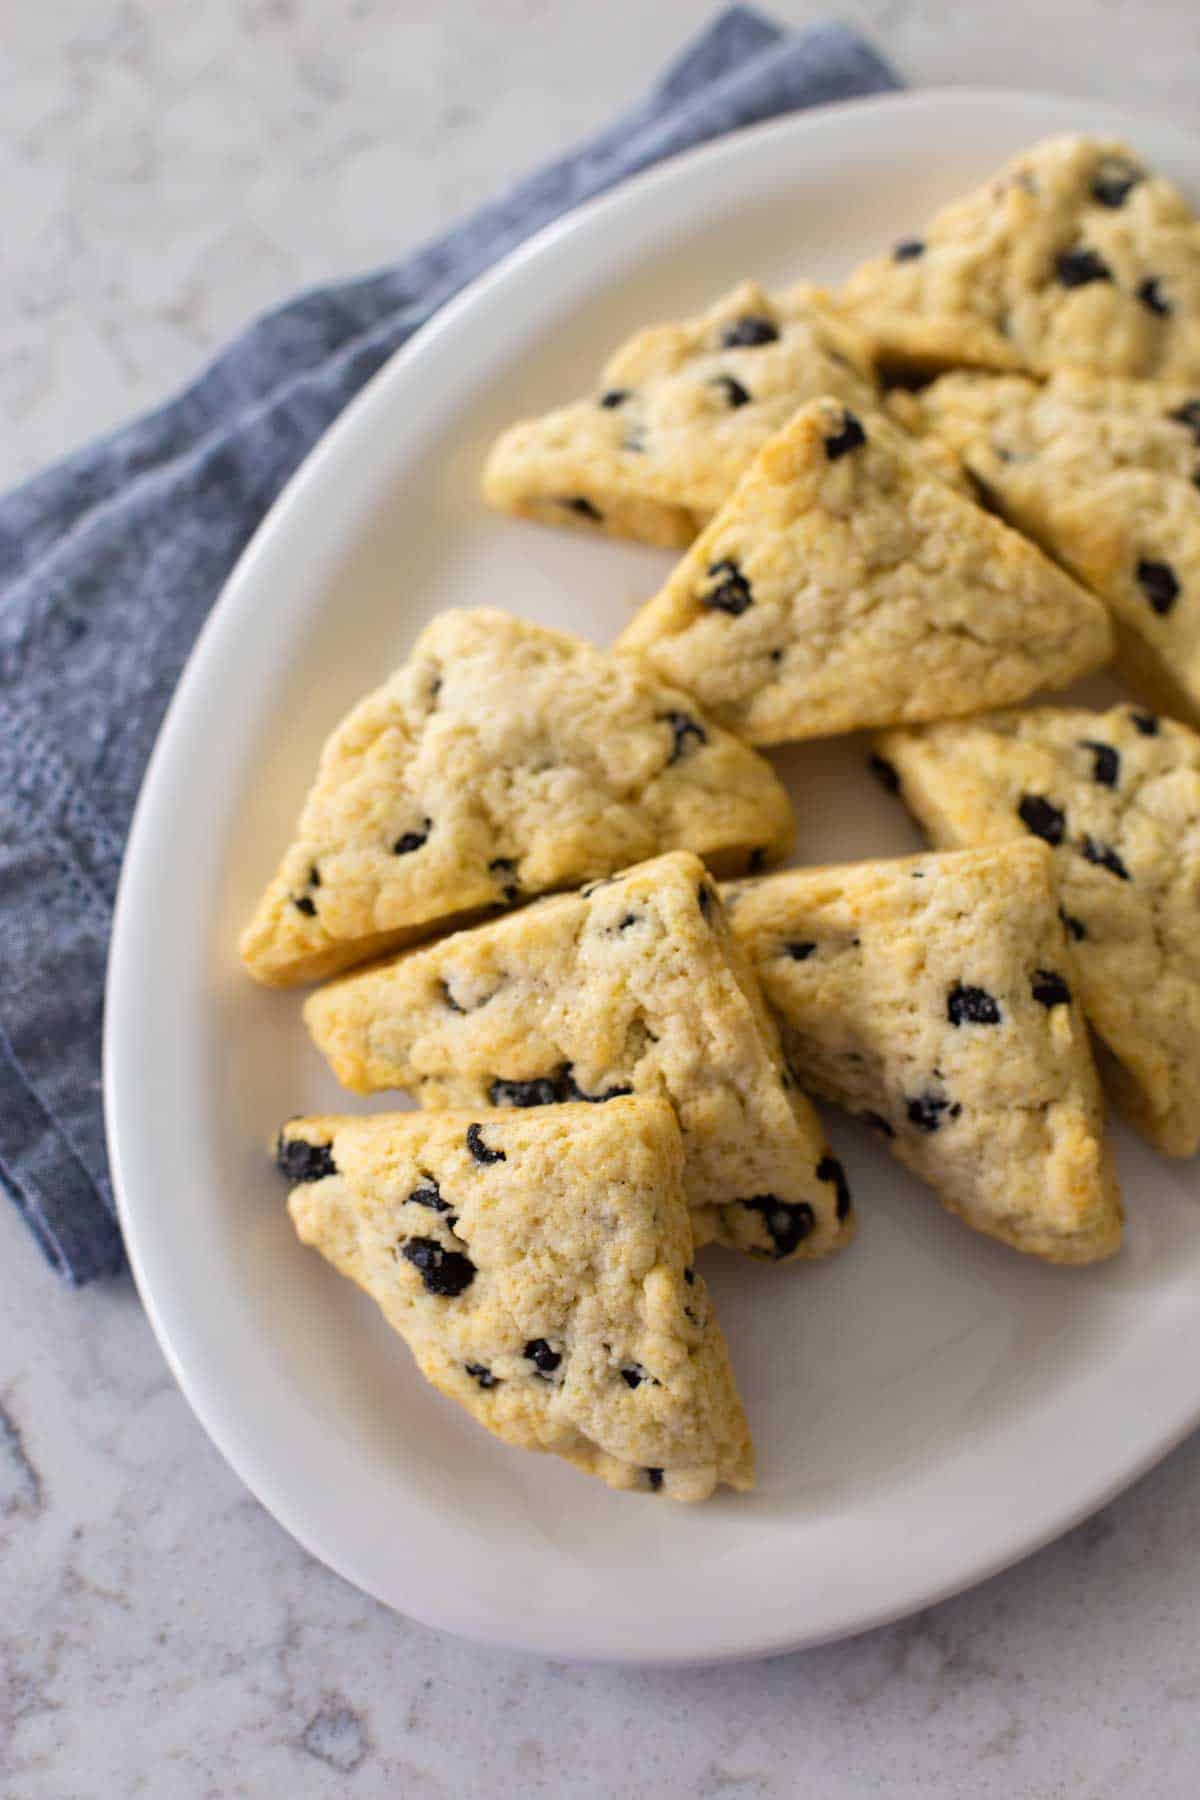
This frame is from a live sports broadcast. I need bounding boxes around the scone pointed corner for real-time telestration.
[616,397,1111,746]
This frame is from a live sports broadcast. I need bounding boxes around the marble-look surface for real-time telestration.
[4,3,1200,1794]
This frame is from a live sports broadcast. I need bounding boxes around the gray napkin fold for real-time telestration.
[0,6,900,1284]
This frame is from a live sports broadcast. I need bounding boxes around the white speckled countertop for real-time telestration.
[4,4,1200,1794]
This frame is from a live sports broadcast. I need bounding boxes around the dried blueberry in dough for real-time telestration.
[1135,558,1180,615]
[407,1177,452,1214]
[816,1154,852,1222]
[1091,157,1142,207]
[1137,277,1171,318]
[737,1195,816,1260]
[524,1338,562,1378]
[822,409,866,460]
[699,559,754,617]
[393,818,432,855]
[563,495,603,522]
[720,314,779,348]
[947,984,1002,1027]
[488,1065,631,1107]
[1080,741,1120,786]
[620,1366,656,1390]
[1079,836,1130,880]
[488,1074,564,1108]
[466,1123,505,1165]
[563,1069,633,1105]
[1055,247,1113,289]
[906,1093,957,1134]
[276,1135,336,1184]
[711,374,751,409]
[402,1237,476,1297]
[1059,906,1087,941]
[488,856,521,905]
[1018,794,1066,845]
[661,711,708,764]
[1031,971,1072,1008]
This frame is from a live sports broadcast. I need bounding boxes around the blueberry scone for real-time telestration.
[279,1099,754,1499]
[614,399,1111,745]
[724,841,1122,1263]
[239,608,795,986]
[877,706,1200,1157]
[893,369,1200,728]
[841,135,1200,380]
[304,851,855,1261]
[482,280,878,548]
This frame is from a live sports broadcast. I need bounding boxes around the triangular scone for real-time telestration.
[304,852,855,1262]
[482,280,878,548]
[280,1100,754,1499]
[724,842,1122,1264]
[841,134,1200,380]
[615,398,1112,745]
[240,608,795,986]
[894,370,1200,728]
[877,706,1200,1157]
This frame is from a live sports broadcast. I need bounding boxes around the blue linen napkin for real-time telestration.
[0,7,900,1284]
